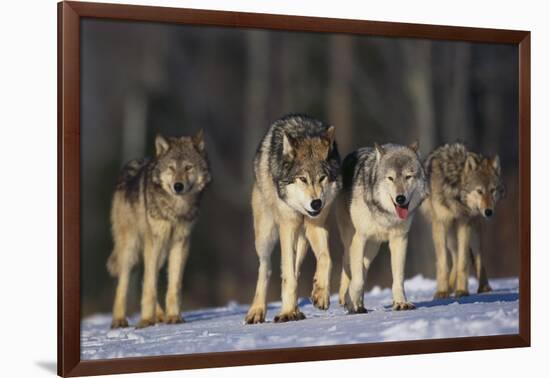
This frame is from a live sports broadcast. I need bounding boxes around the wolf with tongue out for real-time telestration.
[335,142,428,314]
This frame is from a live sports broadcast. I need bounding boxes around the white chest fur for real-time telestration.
[349,195,412,241]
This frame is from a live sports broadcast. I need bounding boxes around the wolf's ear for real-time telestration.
[155,134,170,156]
[498,183,506,198]
[409,141,419,153]
[490,155,501,175]
[321,125,336,159]
[326,126,336,147]
[464,154,478,173]
[374,143,385,162]
[192,129,205,152]
[282,132,295,157]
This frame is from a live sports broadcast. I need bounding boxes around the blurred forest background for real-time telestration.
[81,19,519,317]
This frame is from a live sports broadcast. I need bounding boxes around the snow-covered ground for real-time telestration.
[81,276,519,360]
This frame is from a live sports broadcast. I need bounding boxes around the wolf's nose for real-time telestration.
[311,199,322,211]
[395,195,406,205]
[174,182,184,193]
[484,208,493,217]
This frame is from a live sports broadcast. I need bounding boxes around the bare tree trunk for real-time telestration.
[441,43,472,143]
[281,34,312,113]
[402,40,436,154]
[479,50,504,153]
[327,35,354,154]
[401,40,436,279]
[243,30,270,186]
[121,91,147,162]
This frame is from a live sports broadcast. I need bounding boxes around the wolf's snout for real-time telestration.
[395,195,407,205]
[173,182,184,193]
[484,208,493,218]
[310,199,323,211]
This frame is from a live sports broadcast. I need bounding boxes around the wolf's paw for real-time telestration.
[155,307,165,323]
[165,315,184,324]
[346,305,368,314]
[455,290,470,298]
[477,284,492,294]
[338,295,346,307]
[273,310,306,323]
[136,318,156,329]
[245,307,266,324]
[392,301,416,311]
[433,291,450,299]
[311,285,330,310]
[110,318,129,328]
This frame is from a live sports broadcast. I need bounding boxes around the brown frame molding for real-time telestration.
[58,1,531,376]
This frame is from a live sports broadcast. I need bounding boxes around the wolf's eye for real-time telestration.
[319,175,327,183]
[184,165,193,171]
[387,177,394,182]
[298,177,307,183]
[405,175,412,180]
[476,188,483,195]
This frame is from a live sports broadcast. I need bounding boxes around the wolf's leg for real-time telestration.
[305,221,332,310]
[432,220,450,299]
[358,240,381,308]
[165,228,191,324]
[155,249,168,323]
[339,253,351,306]
[338,243,376,308]
[346,232,367,313]
[110,237,138,328]
[155,302,165,323]
[389,234,415,310]
[245,187,277,324]
[111,254,132,328]
[274,221,305,322]
[470,226,491,293]
[294,232,308,279]
[455,220,472,297]
[362,241,380,277]
[336,200,354,306]
[137,227,167,328]
[363,240,380,274]
[447,225,458,292]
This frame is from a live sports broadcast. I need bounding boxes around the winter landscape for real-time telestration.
[81,275,519,360]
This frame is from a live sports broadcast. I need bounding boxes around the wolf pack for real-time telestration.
[107,114,504,328]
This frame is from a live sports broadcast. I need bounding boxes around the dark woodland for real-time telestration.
[81,19,519,317]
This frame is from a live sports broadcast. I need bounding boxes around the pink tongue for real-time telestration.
[396,206,409,220]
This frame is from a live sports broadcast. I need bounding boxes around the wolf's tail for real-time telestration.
[106,252,119,277]
[115,158,148,191]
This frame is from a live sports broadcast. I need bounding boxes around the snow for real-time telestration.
[81,276,519,360]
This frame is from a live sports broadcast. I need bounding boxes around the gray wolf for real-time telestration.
[422,142,504,298]
[336,143,428,313]
[245,114,342,324]
[107,131,211,328]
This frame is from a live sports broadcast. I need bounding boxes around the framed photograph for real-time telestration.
[58,1,530,376]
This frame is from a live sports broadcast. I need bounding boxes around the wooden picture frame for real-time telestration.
[58,1,530,376]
